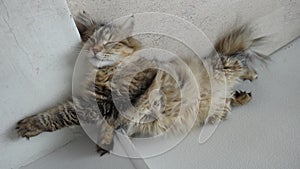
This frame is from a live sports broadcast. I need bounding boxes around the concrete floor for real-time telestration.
[22,37,300,169]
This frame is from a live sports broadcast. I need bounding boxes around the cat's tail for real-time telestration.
[214,25,269,63]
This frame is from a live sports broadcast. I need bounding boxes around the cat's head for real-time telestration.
[75,12,141,68]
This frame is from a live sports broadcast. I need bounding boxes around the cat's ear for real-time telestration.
[75,11,96,42]
[119,15,135,38]
[109,15,135,43]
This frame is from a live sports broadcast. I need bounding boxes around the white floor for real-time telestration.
[21,37,300,169]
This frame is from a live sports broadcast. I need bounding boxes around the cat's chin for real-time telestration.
[88,57,118,68]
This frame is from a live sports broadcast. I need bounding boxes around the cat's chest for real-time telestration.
[94,66,116,83]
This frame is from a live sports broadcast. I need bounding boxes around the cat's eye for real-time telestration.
[89,38,96,44]
[104,41,115,45]
[104,41,117,49]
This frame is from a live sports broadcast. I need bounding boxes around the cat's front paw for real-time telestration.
[16,115,43,139]
[207,114,220,124]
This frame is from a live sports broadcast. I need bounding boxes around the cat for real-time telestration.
[16,12,268,156]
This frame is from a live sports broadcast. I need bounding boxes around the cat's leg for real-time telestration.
[96,116,117,156]
[207,98,231,124]
[16,100,79,139]
[231,90,252,106]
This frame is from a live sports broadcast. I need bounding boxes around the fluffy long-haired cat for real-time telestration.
[16,12,268,155]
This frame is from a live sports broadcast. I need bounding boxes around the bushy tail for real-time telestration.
[214,25,269,62]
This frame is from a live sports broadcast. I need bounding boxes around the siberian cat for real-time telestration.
[16,12,268,155]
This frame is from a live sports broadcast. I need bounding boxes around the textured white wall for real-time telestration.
[0,0,81,168]
[66,0,300,55]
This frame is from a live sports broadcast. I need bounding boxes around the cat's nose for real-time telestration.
[92,46,102,55]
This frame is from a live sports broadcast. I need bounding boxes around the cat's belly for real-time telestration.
[119,67,213,137]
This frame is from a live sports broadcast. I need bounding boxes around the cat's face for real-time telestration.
[77,14,140,68]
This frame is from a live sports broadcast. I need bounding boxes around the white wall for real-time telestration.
[0,0,81,168]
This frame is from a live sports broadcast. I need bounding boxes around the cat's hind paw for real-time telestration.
[241,68,258,82]
[231,91,252,106]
